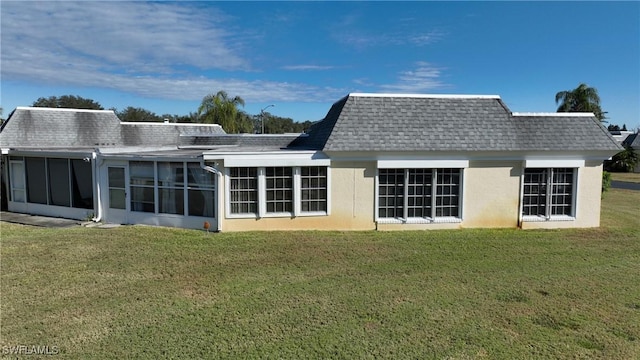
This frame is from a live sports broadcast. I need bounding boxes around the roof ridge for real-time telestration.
[348,93,501,99]
[15,106,114,113]
[512,112,595,117]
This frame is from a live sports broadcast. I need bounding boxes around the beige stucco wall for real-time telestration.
[521,162,603,229]
[219,161,377,232]
[219,160,604,232]
[462,161,522,228]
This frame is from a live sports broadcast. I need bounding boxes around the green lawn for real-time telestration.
[1,189,639,359]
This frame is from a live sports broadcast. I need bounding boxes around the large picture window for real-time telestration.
[126,161,216,217]
[378,168,462,222]
[227,166,329,217]
[523,168,575,219]
[19,157,94,209]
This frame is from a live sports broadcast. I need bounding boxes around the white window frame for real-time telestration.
[521,167,578,222]
[225,166,331,219]
[375,167,464,225]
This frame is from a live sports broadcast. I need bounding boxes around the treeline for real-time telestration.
[27,94,315,134]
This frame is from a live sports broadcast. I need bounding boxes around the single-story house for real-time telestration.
[621,132,640,173]
[0,93,621,231]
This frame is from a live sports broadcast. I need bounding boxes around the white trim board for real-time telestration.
[377,159,469,169]
[524,159,585,168]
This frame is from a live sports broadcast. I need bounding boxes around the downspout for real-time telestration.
[92,150,103,222]
[199,157,221,232]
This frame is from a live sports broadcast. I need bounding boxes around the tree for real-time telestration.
[605,145,639,172]
[197,91,249,133]
[555,83,606,121]
[115,107,162,122]
[32,95,104,110]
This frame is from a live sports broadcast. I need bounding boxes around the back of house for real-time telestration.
[0,94,621,231]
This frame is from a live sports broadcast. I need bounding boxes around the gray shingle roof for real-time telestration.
[295,94,622,152]
[0,107,122,148]
[624,133,640,149]
[180,134,303,150]
[0,107,226,149]
[121,122,225,147]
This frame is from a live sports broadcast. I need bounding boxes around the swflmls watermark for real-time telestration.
[2,345,59,355]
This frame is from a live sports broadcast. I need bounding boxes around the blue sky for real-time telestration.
[1,1,638,128]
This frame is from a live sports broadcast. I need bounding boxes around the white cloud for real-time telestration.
[0,1,345,103]
[1,2,248,74]
[379,62,448,93]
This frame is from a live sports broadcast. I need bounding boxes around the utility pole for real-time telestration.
[261,104,274,134]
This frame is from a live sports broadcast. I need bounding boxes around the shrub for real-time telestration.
[602,171,611,193]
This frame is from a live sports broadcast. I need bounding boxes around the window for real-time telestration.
[227,166,329,217]
[378,169,404,219]
[124,161,216,217]
[229,167,258,215]
[14,157,94,209]
[48,158,71,207]
[130,161,155,213]
[9,160,26,203]
[300,167,327,212]
[523,168,575,219]
[158,162,184,215]
[378,168,462,222]
[265,167,293,213]
[25,157,47,204]
[71,159,94,209]
[187,163,215,218]
[108,167,126,210]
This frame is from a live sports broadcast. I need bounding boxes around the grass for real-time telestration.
[610,171,640,184]
[1,189,639,359]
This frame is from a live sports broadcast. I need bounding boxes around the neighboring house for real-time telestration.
[0,93,621,231]
[609,130,634,145]
[622,132,640,172]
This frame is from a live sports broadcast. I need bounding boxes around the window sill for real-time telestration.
[226,212,329,219]
[377,217,462,225]
[522,215,576,222]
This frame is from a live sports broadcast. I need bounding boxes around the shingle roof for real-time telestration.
[623,133,640,149]
[295,93,622,152]
[120,122,225,147]
[0,107,122,148]
[180,133,303,150]
[0,107,226,149]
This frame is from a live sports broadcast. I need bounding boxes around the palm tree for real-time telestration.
[197,91,246,133]
[555,83,606,121]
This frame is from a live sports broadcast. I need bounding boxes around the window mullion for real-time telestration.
[293,167,301,216]
[431,168,437,219]
[545,168,553,219]
[403,169,409,220]
[258,167,266,217]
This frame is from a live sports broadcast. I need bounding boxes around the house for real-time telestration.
[0,93,622,231]
[621,132,640,172]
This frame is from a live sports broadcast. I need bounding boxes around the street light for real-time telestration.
[261,104,274,134]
